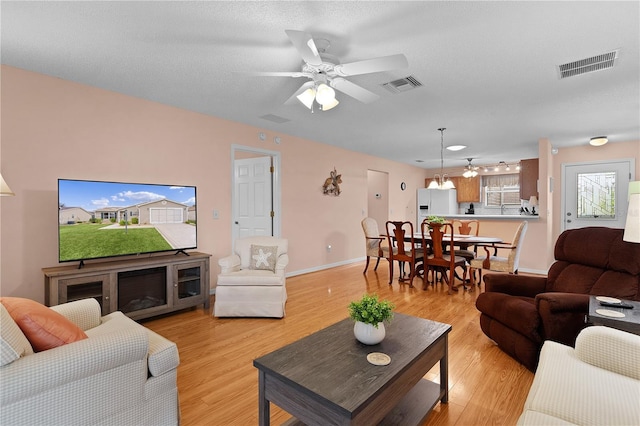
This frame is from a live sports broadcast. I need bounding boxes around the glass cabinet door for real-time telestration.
[173,261,205,307]
[59,274,113,316]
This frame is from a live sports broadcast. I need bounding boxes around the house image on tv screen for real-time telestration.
[94,199,190,225]
[59,207,94,224]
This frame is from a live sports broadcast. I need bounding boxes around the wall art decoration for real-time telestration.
[322,167,342,196]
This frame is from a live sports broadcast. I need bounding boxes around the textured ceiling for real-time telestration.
[2,1,639,170]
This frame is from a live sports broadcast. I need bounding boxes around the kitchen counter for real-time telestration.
[444,214,540,220]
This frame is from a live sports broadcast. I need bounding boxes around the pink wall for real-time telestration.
[2,66,637,302]
[0,66,428,302]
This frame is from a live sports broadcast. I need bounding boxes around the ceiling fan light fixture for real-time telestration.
[463,158,478,178]
[296,88,316,109]
[590,136,608,146]
[315,83,336,105]
[321,98,339,111]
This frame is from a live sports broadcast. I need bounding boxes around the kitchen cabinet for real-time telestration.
[519,158,539,200]
[423,176,480,203]
[448,176,481,203]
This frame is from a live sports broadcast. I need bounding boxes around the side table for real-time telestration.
[587,295,640,335]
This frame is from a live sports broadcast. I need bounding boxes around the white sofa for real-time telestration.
[518,326,640,425]
[214,236,289,318]
[0,298,180,426]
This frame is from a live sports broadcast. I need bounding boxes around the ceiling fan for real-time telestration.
[248,30,409,111]
[463,158,479,178]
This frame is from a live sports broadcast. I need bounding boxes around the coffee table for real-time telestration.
[253,313,451,426]
[587,295,640,335]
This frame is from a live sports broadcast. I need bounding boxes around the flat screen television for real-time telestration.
[58,179,197,264]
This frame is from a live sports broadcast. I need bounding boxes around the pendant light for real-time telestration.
[427,128,455,190]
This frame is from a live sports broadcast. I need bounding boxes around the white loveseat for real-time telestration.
[214,236,289,318]
[518,326,640,425]
[0,298,180,426]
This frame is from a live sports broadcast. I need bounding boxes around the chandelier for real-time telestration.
[427,128,455,190]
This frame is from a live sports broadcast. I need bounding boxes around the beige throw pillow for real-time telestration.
[249,245,277,272]
[1,303,34,366]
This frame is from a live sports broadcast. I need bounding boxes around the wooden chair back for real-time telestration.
[385,221,420,286]
[421,220,467,294]
[451,219,480,236]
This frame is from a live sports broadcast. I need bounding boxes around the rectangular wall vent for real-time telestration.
[382,75,423,94]
[558,50,619,79]
[260,114,290,124]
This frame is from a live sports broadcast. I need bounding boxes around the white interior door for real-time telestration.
[234,156,273,238]
[562,159,634,231]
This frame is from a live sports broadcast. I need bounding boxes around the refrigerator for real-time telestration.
[417,188,458,226]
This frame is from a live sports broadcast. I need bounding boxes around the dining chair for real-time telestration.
[361,217,389,273]
[421,221,468,294]
[385,221,422,287]
[469,220,528,287]
[448,219,480,282]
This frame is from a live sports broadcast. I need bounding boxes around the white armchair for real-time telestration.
[214,236,289,318]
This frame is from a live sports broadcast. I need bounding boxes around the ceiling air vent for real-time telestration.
[381,75,423,94]
[558,50,619,79]
[260,114,290,124]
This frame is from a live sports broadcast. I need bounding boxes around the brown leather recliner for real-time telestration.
[476,227,640,371]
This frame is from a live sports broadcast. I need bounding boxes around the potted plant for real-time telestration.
[348,294,395,345]
[426,215,446,226]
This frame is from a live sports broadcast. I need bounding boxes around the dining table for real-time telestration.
[395,233,503,289]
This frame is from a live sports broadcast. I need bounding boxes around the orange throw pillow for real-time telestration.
[0,297,88,352]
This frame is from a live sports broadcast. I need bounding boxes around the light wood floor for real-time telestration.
[143,261,535,426]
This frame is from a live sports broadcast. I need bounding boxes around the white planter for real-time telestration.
[353,321,386,345]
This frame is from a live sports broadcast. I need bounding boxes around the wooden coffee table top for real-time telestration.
[254,313,451,415]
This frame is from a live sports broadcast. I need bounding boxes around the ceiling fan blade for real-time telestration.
[334,54,408,76]
[330,78,380,104]
[284,81,315,105]
[285,30,322,66]
[239,71,309,78]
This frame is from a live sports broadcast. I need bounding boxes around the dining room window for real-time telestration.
[483,174,520,206]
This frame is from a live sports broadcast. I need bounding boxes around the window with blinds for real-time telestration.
[483,174,521,206]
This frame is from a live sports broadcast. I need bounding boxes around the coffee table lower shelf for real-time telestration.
[282,378,442,426]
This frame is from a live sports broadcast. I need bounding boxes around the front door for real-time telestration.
[234,156,273,238]
[562,159,634,231]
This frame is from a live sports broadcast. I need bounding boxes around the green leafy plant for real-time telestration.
[426,215,446,224]
[348,294,395,328]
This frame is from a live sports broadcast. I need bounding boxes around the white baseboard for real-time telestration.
[286,257,365,277]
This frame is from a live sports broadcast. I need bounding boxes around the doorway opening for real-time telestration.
[367,170,389,229]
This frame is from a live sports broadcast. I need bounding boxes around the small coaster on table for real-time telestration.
[367,352,391,366]
[596,296,621,304]
[595,309,626,318]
